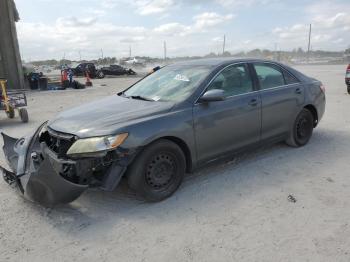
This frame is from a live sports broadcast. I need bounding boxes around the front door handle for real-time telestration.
[295,88,302,94]
[248,98,258,106]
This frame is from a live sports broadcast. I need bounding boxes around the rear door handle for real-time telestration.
[295,88,302,94]
[248,98,258,106]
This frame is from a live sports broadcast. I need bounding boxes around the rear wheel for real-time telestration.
[19,108,29,123]
[6,106,15,119]
[97,71,105,79]
[286,109,314,147]
[347,86,350,94]
[128,69,136,75]
[127,140,186,202]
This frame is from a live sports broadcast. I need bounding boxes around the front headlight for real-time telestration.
[66,133,128,157]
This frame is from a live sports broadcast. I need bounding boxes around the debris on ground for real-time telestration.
[287,194,297,203]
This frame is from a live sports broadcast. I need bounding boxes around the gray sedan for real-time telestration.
[1,58,326,206]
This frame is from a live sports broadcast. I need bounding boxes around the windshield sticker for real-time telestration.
[152,96,161,101]
[174,74,190,82]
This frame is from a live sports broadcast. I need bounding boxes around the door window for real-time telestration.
[254,64,285,90]
[207,64,253,97]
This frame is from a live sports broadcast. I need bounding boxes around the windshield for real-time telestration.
[123,65,211,102]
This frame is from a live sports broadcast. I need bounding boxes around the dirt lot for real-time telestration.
[0,65,349,262]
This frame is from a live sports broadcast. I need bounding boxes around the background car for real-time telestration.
[98,65,136,78]
[71,63,102,78]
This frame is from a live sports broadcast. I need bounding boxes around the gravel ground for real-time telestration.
[0,65,349,262]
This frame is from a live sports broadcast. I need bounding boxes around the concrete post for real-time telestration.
[0,0,25,90]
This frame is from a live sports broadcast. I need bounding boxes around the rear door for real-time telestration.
[193,63,261,162]
[252,62,304,140]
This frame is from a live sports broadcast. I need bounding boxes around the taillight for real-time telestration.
[347,64,350,71]
[320,84,325,93]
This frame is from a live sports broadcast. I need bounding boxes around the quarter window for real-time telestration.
[254,64,285,90]
[207,64,253,97]
[283,70,300,85]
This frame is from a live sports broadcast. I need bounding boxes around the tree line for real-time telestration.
[28,48,348,66]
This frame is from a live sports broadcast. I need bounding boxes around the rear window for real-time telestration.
[254,64,284,89]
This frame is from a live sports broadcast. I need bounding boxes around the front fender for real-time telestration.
[121,107,197,169]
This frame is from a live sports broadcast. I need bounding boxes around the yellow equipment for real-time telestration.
[0,79,29,123]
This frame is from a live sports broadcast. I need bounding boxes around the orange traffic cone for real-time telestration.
[85,72,93,87]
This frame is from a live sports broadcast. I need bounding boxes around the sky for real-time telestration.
[14,0,350,61]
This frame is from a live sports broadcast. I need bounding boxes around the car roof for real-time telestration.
[169,57,311,82]
[170,57,277,67]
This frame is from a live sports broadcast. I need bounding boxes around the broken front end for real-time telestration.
[1,123,134,206]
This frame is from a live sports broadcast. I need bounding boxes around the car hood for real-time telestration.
[48,95,175,137]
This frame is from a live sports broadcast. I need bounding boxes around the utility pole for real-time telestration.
[222,34,226,56]
[164,41,167,61]
[101,48,104,60]
[129,45,132,58]
[78,50,82,61]
[274,43,277,60]
[307,24,312,64]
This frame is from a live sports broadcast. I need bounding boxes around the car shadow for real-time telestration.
[28,127,345,238]
[0,118,26,126]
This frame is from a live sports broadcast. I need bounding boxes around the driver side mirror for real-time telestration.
[199,89,225,103]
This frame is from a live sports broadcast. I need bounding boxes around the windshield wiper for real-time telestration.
[127,95,154,101]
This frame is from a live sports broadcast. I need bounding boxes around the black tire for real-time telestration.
[286,109,314,147]
[128,69,136,75]
[97,71,105,79]
[6,106,15,119]
[347,86,350,94]
[19,108,29,123]
[127,139,186,202]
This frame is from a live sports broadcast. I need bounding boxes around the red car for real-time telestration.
[346,64,350,94]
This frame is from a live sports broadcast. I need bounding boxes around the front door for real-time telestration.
[193,63,261,163]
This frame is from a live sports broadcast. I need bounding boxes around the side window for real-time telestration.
[207,64,253,97]
[283,70,300,85]
[254,64,285,90]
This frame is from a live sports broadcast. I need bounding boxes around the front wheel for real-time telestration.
[127,140,186,202]
[347,86,350,94]
[286,109,314,147]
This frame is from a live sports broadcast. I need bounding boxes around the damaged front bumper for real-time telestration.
[1,123,133,206]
